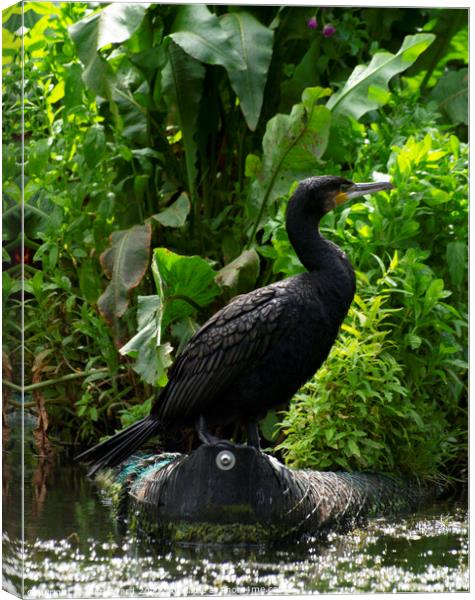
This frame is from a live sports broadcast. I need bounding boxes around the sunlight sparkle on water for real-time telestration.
[3,505,467,597]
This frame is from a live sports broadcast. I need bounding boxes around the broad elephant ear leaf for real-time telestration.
[220,12,274,131]
[327,33,435,120]
[153,248,221,329]
[119,248,221,387]
[98,223,152,326]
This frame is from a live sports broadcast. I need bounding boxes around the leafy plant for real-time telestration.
[279,255,465,477]
[98,224,152,332]
[326,33,435,120]
[279,291,411,472]
[2,4,467,479]
[258,100,467,478]
[119,248,221,388]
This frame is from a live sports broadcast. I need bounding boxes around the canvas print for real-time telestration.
[2,2,468,597]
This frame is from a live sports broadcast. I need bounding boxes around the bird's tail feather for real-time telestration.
[75,416,161,477]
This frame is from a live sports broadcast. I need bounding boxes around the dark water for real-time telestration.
[2,416,468,597]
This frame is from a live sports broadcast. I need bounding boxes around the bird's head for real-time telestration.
[294,175,394,217]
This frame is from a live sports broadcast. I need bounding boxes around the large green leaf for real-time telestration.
[69,3,150,55]
[152,248,220,329]
[119,295,173,387]
[247,87,332,238]
[169,4,245,71]
[162,40,205,196]
[120,246,220,387]
[3,5,43,33]
[327,33,435,120]
[98,224,152,325]
[220,12,273,131]
[69,3,149,97]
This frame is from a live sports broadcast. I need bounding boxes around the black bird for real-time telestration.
[77,176,393,475]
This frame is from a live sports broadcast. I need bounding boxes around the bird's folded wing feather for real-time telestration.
[155,285,294,421]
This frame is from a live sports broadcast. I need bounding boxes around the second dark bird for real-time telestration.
[78,175,393,475]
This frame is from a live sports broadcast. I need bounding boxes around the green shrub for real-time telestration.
[266,121,467,477]
[278,256,465,477]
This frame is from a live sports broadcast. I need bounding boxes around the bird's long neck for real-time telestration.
[286,197,336,273]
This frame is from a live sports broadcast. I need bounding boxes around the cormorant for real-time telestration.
[77,176,393,475]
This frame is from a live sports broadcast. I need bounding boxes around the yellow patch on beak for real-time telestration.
[335,191,348,205]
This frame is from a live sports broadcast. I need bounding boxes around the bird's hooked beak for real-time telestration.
[335,181,394,205]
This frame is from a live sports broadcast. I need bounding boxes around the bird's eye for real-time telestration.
[340,183,352,192]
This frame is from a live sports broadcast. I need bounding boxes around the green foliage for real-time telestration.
[119,397,153,429]
[246,87,332,237]
[97,224,152,327]
[3,4,467,476]
[152,248,221,328]
[68,2,150,98]
[327,33,435,121]
[219,11,274,131]
[268,122,467,477]
[429,68,468,126]
[170,4,245,71]
[279,256,465,477]
[21,269,123,444]
[152,192,190,228]
[279,292,412,472]
[215,248,260,299]
[119,294,172,387]
[162,40,205,196]
[119,248,220,389]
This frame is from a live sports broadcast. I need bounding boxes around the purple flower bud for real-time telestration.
[307,17,318,29]
[322,24,336,37]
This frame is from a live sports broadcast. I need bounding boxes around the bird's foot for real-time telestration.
[196,415,224,445]
[196,416,263,451]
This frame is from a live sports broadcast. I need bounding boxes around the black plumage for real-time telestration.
[77,176,393,475]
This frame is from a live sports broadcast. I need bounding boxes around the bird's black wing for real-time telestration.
[154,284,295,423]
